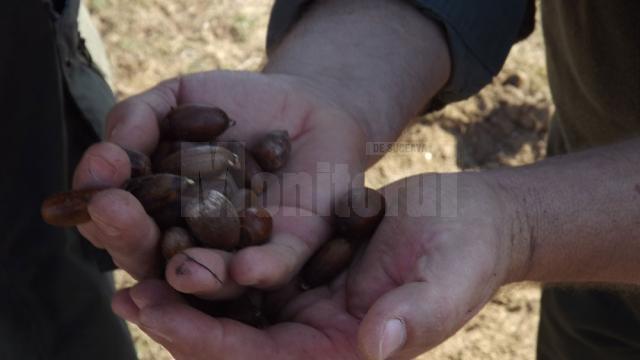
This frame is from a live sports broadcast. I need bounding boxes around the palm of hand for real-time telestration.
[116,278,362,360]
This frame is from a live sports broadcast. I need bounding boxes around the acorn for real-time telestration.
[301,238,354,289]
[157,145,239,179]
[184,189,240,250]
[334,187,386,242]
[161,227,196,260]
[218,141,267,194]
[123,148,152,178]
[230,188,260,212]
[160,105,235,142]
[152,141,200,171]
[124,174,195,214]
[238,207,273,247]
[251,130,291,172]
[41,188,101,227]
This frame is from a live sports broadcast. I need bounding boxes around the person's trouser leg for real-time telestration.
[537,286,640,359]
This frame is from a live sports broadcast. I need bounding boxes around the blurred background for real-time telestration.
[85,0,552,358]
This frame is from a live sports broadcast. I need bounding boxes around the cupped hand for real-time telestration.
[72,71,367,286]
[346,173,521,359]
[112,278,362,360]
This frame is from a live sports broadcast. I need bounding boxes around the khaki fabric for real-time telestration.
[538,1,640,359]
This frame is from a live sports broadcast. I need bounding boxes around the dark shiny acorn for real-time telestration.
[334,187,386,242]
[218,141,266,194]
[157,145,239,179]
[301,238,354,289]
[230,188,260,212]
[238,207,273,247]
[149,202,189,230]
[125,174,195,214]
[161,227,196,260]
[251,130,291,172]
[160,105,235,142]
[221,292,269,328]
[201,172,239,199]
[41,188,101,227]
[184,189,240,250]
[152,141,199,170]
[124,148,152,178]
[186,292,269,328]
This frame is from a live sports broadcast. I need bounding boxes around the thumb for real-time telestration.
[357,282,467,360]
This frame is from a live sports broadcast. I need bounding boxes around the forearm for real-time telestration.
[494,138,640,285]
[264,0,451,141]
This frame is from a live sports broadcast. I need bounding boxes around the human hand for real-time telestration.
[72,71,366,290]
[345,173,521,359]
[112,277,363,360]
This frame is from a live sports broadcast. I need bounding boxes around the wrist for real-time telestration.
[263,0,451,142]
[477,170,541,285]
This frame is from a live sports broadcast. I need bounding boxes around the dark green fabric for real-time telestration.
[0,0,136,359]
[538,1,640,359]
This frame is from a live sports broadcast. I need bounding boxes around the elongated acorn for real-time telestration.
[158,145,239,179]
[160,105,235,142]
[41,188,101,227]
[301,237,354,289]
[334,187,386,242]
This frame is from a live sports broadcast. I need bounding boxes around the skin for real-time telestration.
[73,0,640,359]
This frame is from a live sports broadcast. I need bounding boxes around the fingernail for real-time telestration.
[378,319,406,360]
[88,155,118,185]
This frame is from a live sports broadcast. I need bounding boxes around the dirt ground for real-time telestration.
[86,0,553,358]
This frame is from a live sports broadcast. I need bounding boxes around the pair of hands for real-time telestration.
[73,70,518,359]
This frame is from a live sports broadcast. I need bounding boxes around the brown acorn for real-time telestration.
[41,188,101,227]
[301,238,354,289]
[238,207,273,247]
[152,141,199,170]
[160,105,235,142]
[230,188,260,212]
[221,292,269,328]
[124,173,195,220]
[218,141,266,194]
[161,227,196,260]
[200,171,239,199]
[184,189,240,250]
[251,130,291,172]
[149,203,190,230]
[124,148,152,178]
[157,145,239,179]
[334,187,386,242]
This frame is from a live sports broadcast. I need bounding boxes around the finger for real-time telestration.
[72,142,131,189]
[230,207,330,288]
[86,189,162,279]
[76,222,105,249]
[112,279,186,324]
[165,248,244,300]
[106,78,180,153]
[112,288,139,323]
[345,219,406,319]
[357,283,469,360]
[125,280,277,360]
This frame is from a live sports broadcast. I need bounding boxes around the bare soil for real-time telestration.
[86,1,552,358]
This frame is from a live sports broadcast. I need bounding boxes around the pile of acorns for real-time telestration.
[41,105,385,327]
